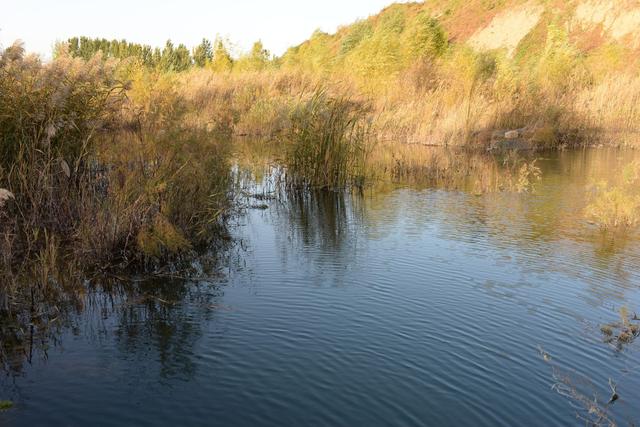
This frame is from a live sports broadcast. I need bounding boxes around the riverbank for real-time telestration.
[2,41,640,345]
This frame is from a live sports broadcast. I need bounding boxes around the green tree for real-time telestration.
[160,40,175,70]
[340,20,373,56]
[174,43,192,71]
[249,40,270,69]
[193,38,213,67]
[407,14,448,60]
[294,30,333,73]
[67,37,80,57]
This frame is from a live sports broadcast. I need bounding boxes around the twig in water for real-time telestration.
[607,379,619,405]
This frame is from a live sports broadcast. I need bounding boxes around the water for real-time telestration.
[2,148,640,426]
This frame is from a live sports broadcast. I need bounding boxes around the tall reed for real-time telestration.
[284,89,373,189]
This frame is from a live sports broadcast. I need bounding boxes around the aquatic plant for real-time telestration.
[600,325,614,337]
[542,350,620,426]
[586,162,640,229]
[284,89,373,189]
[599,306,640,349]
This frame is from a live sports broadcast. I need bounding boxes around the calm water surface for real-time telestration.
[1,149,640,426]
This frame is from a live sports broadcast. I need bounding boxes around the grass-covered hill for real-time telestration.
[282,0,640,79]
[274,0,640,148]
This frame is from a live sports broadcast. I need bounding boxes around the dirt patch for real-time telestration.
[574,0,640,47]
[469,2,545,56]
[442,5,501,42]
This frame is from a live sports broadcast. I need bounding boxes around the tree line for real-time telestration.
[60,6,448,79]
[60,36,271,72]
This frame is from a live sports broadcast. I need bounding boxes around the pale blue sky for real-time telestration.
[2,0,409,58]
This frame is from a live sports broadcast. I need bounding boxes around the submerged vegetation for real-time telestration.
[586,161,640,229]
[601,307,640,348]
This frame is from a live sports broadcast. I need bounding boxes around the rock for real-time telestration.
[505,130,520,139]
[488,138,533,152]
[60,159,71,178]
[0,188,15,208]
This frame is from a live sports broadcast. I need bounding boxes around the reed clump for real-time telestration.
[284,89,373,189]
[0,43,124,278]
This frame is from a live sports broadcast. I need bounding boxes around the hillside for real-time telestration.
[282,0,640,75]
[428,0,640,56]
[275,0,640,147]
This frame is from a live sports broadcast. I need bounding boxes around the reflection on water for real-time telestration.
[1,147,640,426]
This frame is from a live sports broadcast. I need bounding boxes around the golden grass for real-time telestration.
[150,48,640,151]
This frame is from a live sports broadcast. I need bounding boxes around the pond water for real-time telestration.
[1,148,640,426]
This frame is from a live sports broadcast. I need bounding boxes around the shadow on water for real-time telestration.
[109,277,227,381]
[0,253,234,379]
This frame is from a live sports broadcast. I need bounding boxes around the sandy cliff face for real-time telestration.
[574,0,640,47]
[468,2,545,57]
[460,0,640,54]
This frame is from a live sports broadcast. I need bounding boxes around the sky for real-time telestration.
[1,0,409,58]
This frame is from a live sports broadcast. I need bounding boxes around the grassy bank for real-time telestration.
[3,22,639,282]
[85,50,640,150]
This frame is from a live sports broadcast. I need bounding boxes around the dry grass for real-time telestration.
[0,44,233,321]
[159,52,640,151]
[284,89,373,189]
